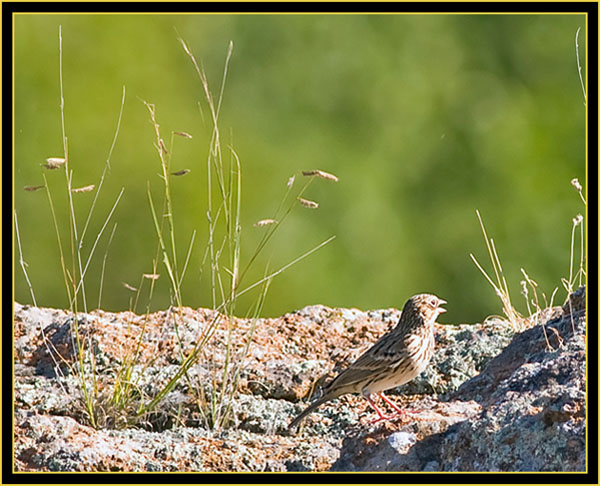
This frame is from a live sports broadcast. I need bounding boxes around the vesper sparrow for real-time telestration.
[288,293,446,430]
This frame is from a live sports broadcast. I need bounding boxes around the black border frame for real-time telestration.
[3,2,598,484]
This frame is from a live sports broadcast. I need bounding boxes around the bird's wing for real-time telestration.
[324,338,401,393]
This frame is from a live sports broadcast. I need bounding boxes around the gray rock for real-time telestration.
[13,287,586,472]
[331,288,586,472]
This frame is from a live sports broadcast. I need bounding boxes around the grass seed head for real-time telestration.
[297,197,319,209]
[44,157,66,169]
[24,184,45,192]
[302,169,339,182]
[172,169,191,176]
[254,218,278,227]
[71,184,95,193]
[158,139,168,155]
[173,131,193,139]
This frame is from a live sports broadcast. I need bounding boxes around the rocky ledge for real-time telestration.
[13,287,586,472]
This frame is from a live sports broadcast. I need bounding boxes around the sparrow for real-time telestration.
[288,293,446,430]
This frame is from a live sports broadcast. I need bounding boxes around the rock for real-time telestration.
[330,287,586,472]
[12,287,586,472]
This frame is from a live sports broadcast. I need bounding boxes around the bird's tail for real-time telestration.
[288,395,331,432]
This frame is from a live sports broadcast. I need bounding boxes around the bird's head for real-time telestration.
[402,293,447,328]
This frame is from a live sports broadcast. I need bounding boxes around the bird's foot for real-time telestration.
[369,414,393,425]
[369,410,410,425]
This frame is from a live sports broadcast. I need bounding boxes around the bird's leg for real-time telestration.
[379,392,407,416]
[365,393,394,424]
[380,392,421,416]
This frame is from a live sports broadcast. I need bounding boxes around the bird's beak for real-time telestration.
[438,298,447,313]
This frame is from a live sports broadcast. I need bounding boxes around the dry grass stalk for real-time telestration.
[547,326,564,348]
[520,268,558,350]
[470,210,522,330]
[570,178,586,204]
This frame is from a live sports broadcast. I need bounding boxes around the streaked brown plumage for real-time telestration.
[288,293,446,430]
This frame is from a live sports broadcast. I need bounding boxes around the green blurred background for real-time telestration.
[14,14,586,323]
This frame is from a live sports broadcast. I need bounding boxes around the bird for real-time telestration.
[288,293,446,431]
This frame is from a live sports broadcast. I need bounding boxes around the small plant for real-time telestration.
[471,28,587,332]
[133,37,338,430]
[18,28,337,431]
[472,173,586,336]
[470,209,523,330]
[19,26,129,429]
[519,269,558,349]
[561,178,586,334]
